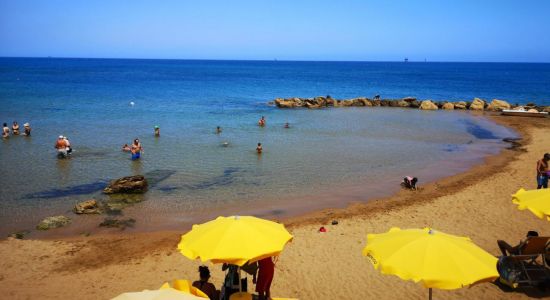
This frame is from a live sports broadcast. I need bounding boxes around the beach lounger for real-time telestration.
[497,236,550,290]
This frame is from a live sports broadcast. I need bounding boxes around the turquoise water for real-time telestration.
[0,58,534,236]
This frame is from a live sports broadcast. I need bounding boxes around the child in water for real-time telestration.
[256,143,263,154]
[154,126,160,137]
[258,116,266,127]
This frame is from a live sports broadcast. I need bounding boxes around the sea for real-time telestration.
[1,58,549,237]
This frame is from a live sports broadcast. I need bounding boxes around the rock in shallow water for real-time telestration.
[74,199,102,214]
[419,100,438,110]
[103,175,148,194]
[99,218,136,229]
[37,216,71,230]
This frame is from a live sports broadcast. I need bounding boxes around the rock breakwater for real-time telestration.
[271,96,549,112]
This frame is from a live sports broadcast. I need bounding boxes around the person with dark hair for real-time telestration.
[536,153,549,189]
[2,123,9,138]
[216,126,222,134]
[12,121,20,135]
[256,143,263,154]
[497,231,539,256]
[402,176,418,190]
[192,266,218,300]
[258,116,266,127]
[131,138,142,160]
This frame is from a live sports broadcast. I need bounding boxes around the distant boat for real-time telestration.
[501,109,548,118]
[404,58,409,62]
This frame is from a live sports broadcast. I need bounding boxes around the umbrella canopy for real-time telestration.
[112,288,207,300]
[160,280,208,298]
[362,228,498,291]
[512,188,550,220]
[178,216,293,266]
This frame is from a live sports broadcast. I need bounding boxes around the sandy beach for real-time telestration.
[0,114,548,300]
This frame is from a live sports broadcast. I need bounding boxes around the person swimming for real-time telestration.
[258,116,266,127]
[2,123,9,138]
[23,123,31,136]
[122,144,131,152]
[284,122,290,128]
[256,142,263,154]
[12,121,20,135]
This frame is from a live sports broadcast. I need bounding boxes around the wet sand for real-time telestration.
[0,114,549,300]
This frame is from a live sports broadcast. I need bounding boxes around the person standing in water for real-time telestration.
[131,138,142,160]
[284,122,290,128]
[256,142,263,154]
[2,123,9,138]
[154,125,160,137]
[216,126,222,134]
[23,123,31,136]
[55,135,68,158]
[536,153,549,189]
[12,121,20,135]
[64,136,73,154]
[258,116,266,127]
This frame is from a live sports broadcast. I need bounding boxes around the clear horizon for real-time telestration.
[1,0,550,63]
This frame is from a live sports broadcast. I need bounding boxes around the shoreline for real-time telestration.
[1,113,548,299]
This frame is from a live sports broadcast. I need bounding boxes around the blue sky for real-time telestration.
[1,0,549,62]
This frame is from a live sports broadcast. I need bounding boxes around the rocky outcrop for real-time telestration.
[442,102,455,110]
[37,216,71,230]
[454,101,467,109]
[274,98,297,108]
[74,199,102,214]
[103,175,148,194]
[469,98,485,110]
[486,99,511,111]
[419,100,438,110]
[544,106,550,113]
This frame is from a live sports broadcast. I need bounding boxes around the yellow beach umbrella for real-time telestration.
[112,288,207,300]
[512,188,550,220]
[160,280,208,298]
[178,216,293,266]
[362,227,498,299]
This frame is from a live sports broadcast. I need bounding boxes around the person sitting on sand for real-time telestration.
[536,153,549,189]
[154,125,160,137]
[55,135,68,158]
[122,144,131,152]
[23,123,31,136]
[256,142,262,154]
[12,121,20,135]
[402,176,418,190]
[221,264,240,300]
[216,126,222,134]
[131,138,142,160]
[193,266,218,300]
[497,231,538,256]
[258,116,266,127]
[2,123,9,138]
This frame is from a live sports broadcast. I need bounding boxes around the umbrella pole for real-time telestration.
[238,267,242,292]
[429,288,432,300]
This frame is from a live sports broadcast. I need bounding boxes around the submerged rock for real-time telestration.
[469,98,485,110]
[74,199,102,214]
[37,216,71,230]
[103,175,148,194]
[8,230,31,239]
[419,100,438,110]
[486,99,511,111]
[99,218,136,229]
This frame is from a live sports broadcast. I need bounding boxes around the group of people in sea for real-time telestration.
[2,121,31,138]
[54,135,73,158]
[122,138,143,160]
[192,257,275,300]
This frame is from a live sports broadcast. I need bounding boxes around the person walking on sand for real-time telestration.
[131,138,142,160]
[23,123,31,136]
[536,153,549,189]
[2,123,9,138]
[258,116,266,127]
[12,121,20,135]
[256,142,263,154]
[154,125,160,137]
[256,257,275,300]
